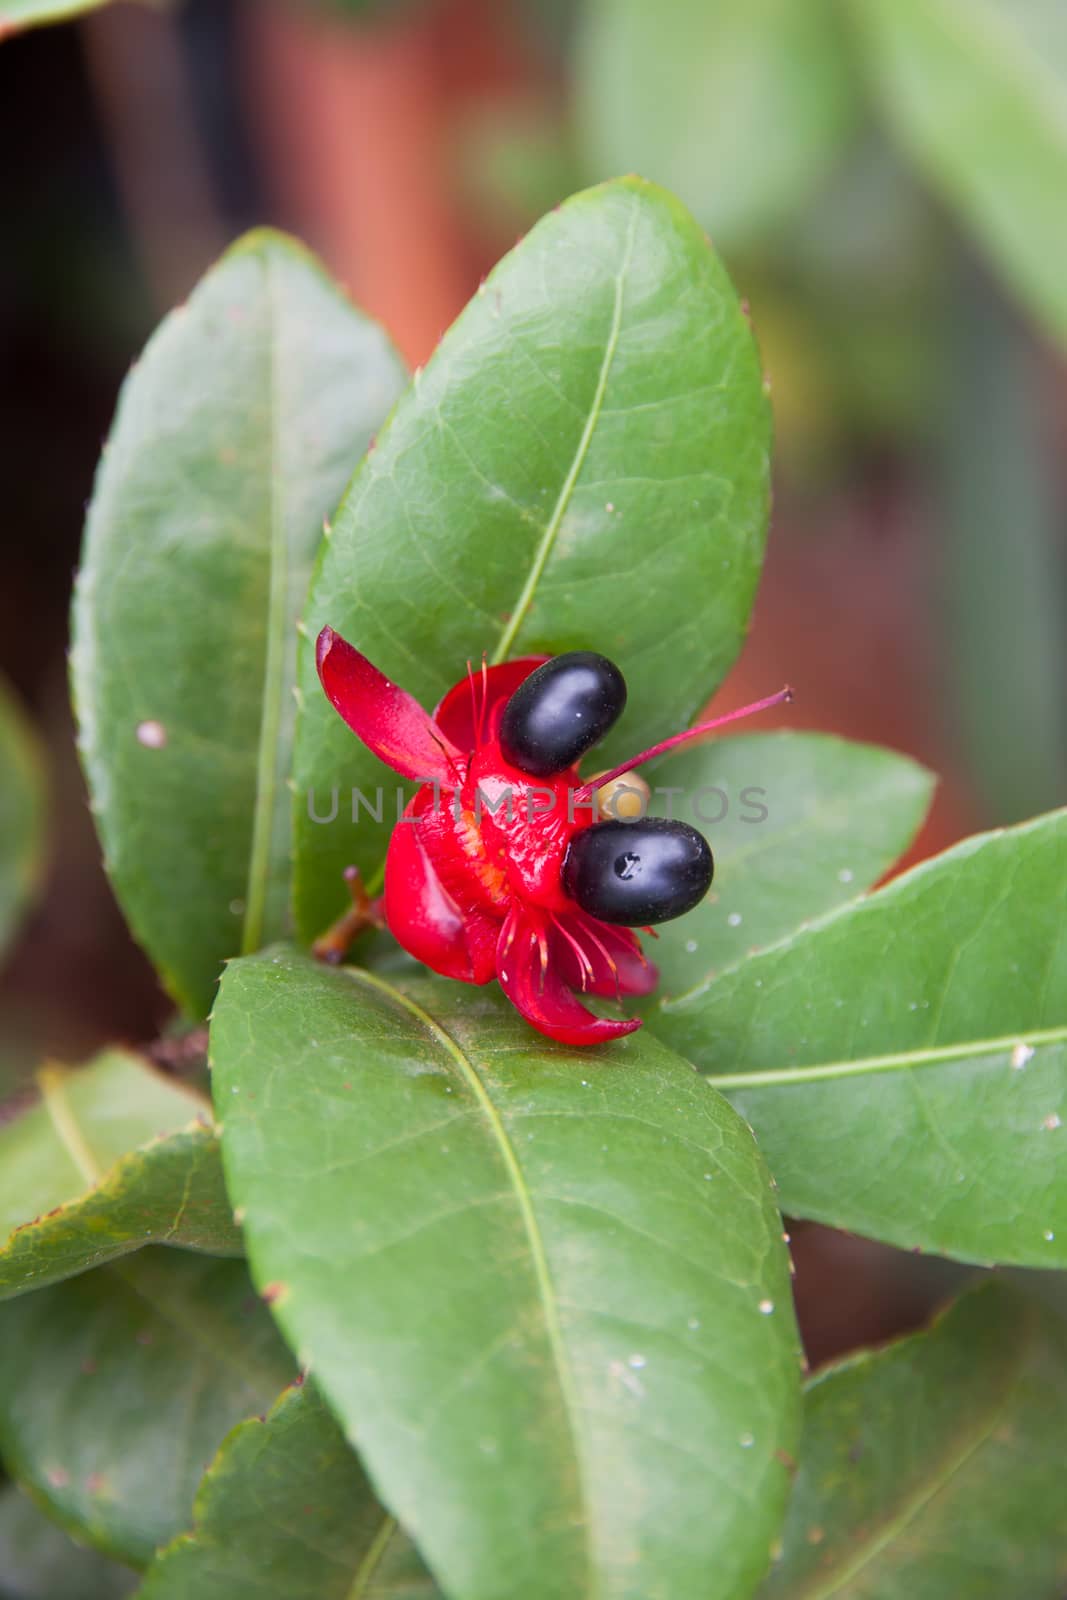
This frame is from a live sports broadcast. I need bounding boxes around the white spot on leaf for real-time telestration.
[136,719,167,749]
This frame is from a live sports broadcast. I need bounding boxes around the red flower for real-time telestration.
[316,627,789,1047]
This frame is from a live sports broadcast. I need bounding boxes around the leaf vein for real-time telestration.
[490,196,639,664]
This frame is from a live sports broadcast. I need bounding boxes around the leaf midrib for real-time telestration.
[242,252,288,955]
[489,196,638,665]
[342,966,596,1598]
[700,1023,1067,1092]
[785,1306,1032,1599]
[344,1512,398,1600]
[36,1065,101,1187]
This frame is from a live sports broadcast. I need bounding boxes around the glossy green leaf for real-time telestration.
[655,808,1067,1266]
[71,229,406,1017]
[761,1281,1067,1598]
[644,731,934,995]
[0,677,46,965]
[292,177,771,937]
[852,0,1067,346]
[575,0,856,247]
[0,1050,240,1300]
[0,1253,293,1568]
[0,1485,135,1600]
[140,1381,437,1600]
[212,945,801,1600]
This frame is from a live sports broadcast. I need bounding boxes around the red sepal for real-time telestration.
[384,802,498,984]
[316,627,463,783]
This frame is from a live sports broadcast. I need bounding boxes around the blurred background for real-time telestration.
[0,0,1064,1364]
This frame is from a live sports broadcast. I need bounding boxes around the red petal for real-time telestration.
[316,628,463,783]
[384,804,497,983]
[550,910,659,999]
[496,904,642,1047]
[433,657,549,750]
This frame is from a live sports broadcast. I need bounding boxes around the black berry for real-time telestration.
[562,817,713,926]
[499,653,626,777]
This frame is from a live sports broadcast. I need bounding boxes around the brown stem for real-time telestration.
[312,866,385,966]
[145,1026,210,1076]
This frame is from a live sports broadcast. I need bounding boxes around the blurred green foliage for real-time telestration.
[576,0,857,249]
[0,680,45,971]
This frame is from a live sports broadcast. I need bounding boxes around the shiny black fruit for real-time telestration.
[562,817,714,926]
[499,652,627,777]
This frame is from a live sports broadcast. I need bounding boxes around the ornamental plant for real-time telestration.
[0,180,1064,1600]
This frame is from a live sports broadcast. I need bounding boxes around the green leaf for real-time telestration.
[0,1485,136,1600]
[71,229,406,1017]
[211,945,801,1600]
[140,1381,437,1600]
[0,677,46,965]
[0,1050,241,1301]
[574,0,856,247]
[760,1281,1067,1598]
[655,808,1067,1267]
[0,1253,293,1568]
[851,0,1067,346]
[644,731,934,995]
[292,177,771,937]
